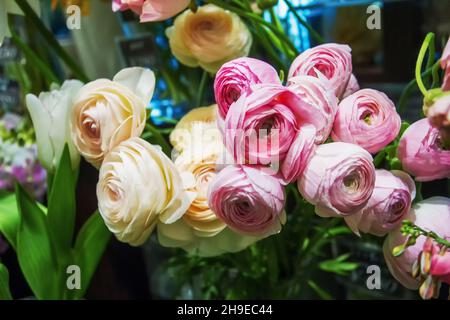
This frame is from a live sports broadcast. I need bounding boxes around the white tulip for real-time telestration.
[26,80,83,172]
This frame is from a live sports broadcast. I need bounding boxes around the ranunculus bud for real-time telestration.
[298,142,376,217]
[166,4,252,73]
[222,84,328,183]
[71,67,154,168]
[97,137,194,246]
[398,118,450,181]
[441,37,450,91]
[344,170,415,236]
[383,197,450,289]
[214,57,281,120]
[208,165,286,237]
[112,0,190,22]
[332,89,401,154]
[288,75,338,143]
[288,43,353,99]
[26,80,83,172]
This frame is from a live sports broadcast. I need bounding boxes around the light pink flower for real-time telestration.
[222,84,327,183]
[288,75,338,143]
[112,0,190,22]
[288,43,353,99]
[207,165,286,237]
[344,170,415,236]
[214,57,281,120]
[332,89,401,154]
[442,37,450,91]
[427,94,450,143]
[383,197,450,290]
[297,142,375,217]
[397,118,450,181]
[342,74,360,99]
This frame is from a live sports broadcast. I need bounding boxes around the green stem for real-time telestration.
[196,71,208,107]
[398,60,441,113]
[415,33,435,97]
[15,0,89,83]
[204,0,298,55]
[402,220,450,249]
[8,17,60,85]
[284,0,324,44]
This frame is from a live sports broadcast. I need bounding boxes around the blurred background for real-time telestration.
[1,0,449,299]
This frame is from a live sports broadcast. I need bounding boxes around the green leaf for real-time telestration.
[307,280,333,300]
[47,145,76,261]
[319,254,359,276]
[15,183,59,300]
[72,211,111,299]
[0,263,13,300]
[0,193,19,250]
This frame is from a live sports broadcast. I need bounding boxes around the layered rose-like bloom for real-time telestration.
[426,94,450,143]
[298,142,375,217]
[383,197,450,290]
[214,57,281,120]
[332,89,401,154]
[288,43,352,99]
[288,75,338,143]
[398,118,450,181]
[223,84,327,183]
[344,170,415,236]
[112,0,190,22]
[97,137,194,246]
[169,104,219,153]
[26,80,83,172]
[342,74,360,99]
[72,67,154,168]
[208,165,286,237]
[441,37,450,91]
[166,4,252,73]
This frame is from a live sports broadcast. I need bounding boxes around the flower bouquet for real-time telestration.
[0,0,449,300]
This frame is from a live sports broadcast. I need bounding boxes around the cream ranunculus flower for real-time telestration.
[26,80,83,172]
[166,4,253,73]
[169,104,222,155]
[1,0,40,45]
[97,137,195,246]
[71,67,155,168]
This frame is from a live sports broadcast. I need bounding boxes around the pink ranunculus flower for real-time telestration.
[214,57,281,120]
[427,94,450,143]
[397,118,450,182]
[441,37,450,91]
[297,142,376,217]
[112,0,190,22]
[344,170,416,236]
[288,75,339,143]
[288,43,353,99]
[342,74,360,99]
[207,165,286,237]
[332,89,401,154]
[222,84,327,183]
[383,197,450,290]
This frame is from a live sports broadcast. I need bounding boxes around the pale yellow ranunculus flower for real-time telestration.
[166,4,252,73]
[71,67,155,168]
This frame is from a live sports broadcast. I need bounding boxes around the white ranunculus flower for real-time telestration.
[26,80,83,172]
[71,67,155,168]
[97,137,195,246]
[1,0,40,46]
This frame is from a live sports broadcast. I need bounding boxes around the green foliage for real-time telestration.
[0,145,110,299]
[0,263,13,300]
